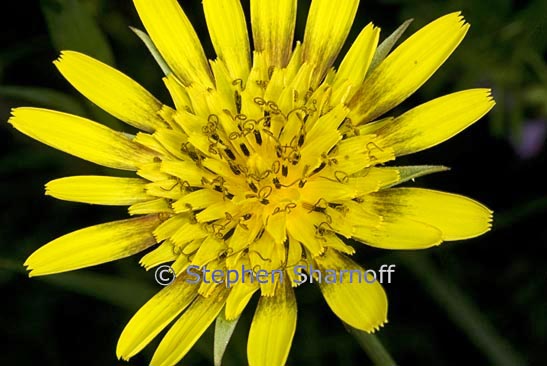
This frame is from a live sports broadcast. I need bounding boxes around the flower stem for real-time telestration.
[346,324,397,366]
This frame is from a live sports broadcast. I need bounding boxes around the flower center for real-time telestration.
[199,93,327,213]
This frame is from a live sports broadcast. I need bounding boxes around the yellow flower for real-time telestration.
[8,0,495,365]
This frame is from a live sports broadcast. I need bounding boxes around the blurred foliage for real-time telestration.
[1,0,546,365]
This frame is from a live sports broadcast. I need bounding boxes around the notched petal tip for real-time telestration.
[485,88,496,104]
[7,107,24,126]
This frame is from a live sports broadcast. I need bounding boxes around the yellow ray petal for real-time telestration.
[191,236,227,269]
[203,0,250,80]
[133,132,171,156]
[171,222,209,247]
[25,215,162,276]
[129,198,172,216]
[163,74,192,111]
[315,249,387,332]
[160,160,214,186]
[369,188,493,240]
[247,280,296,366]
[225,279,259,320]
[172,188,224,213]
[46,176,150,205]
[153,214,190,242]
[353,215,443,249]
[117,276,199,360]
[323,234,356,255]
[299,104,347,170]
[152,128,188,160]
[249,234,285,296]
[302,0,360,85]
[251,0,297,67]
[151,286,229,366]
[285,206,324,256]
[196,200,237,223]
[300,179,356,202]
[9,108,156,171]
[332,23,379,92]
[285,237,304,285]
[171,248,192,275]
[303,168,399,202]
[330,135,395,174]
[138,162,171,182]
[350,12,469,123]
[227,213,264,267]
[54,51,166,132]
[133,0,213,87]
[265,209,287,245]
[139,240,178,270]
[360,89,495,156]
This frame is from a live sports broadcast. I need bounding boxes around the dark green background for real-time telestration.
[1,0,546,365]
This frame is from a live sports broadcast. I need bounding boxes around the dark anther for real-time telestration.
[254,130,263,145]
[224,148,236,160]
[312,198,328,213]
[240,143,250,157]
[188,150,199,162]
[282,164,288,177]
[223,228,235,240]
[242,213,252,220]
[313,206,327,213]
[249,181,258,193]
[235,91,242,113]
[275,145,283,158]
[214,186,223,193]
[273,177,281,189]
[298,134,305,147]
[229,163,241,175]
[312,162,326,175]
[290,151,301,165]
[298,179,307,188]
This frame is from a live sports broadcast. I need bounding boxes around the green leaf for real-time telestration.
[130,27,173,77]
[386,165,450,188]
[214,310,240,366]
[40,0,114,65]
[368,18,414,74]
[0,85,87,115]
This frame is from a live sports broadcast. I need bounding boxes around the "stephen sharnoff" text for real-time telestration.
[184,264,396,288]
